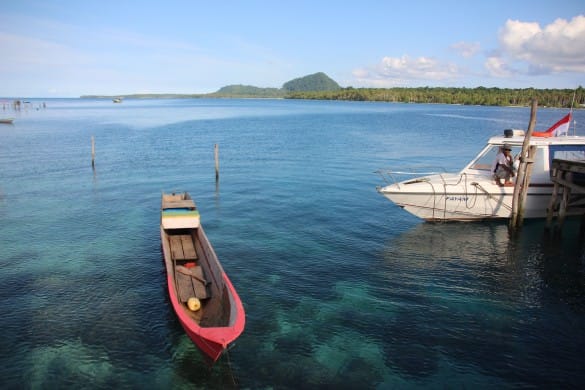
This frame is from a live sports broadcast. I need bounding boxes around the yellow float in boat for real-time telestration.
[187,297,201,311]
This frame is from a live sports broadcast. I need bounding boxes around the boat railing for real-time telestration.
[375,167,448,188]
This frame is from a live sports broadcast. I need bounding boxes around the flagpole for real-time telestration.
[570,88,576,135]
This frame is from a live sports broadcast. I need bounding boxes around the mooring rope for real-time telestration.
[226,349,238,387]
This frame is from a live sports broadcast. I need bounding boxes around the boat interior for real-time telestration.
[166,228,230,327]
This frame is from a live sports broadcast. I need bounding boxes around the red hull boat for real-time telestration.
[160,192,245,363]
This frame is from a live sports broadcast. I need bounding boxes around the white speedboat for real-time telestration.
[377,117,585,222]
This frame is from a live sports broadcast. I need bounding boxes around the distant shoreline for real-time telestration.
[79,86,584,109]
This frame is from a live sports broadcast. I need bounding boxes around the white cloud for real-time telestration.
[352,15,585,88]
[484,56,514,77]
[353,55,461,87]
[450,41,481,58]
[494,15,585,75]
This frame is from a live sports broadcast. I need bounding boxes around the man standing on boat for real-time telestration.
[492,144,515,186]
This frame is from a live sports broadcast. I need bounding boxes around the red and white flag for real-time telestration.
[533,113,572,137]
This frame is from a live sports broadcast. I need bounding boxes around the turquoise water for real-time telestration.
[1,99,584,388]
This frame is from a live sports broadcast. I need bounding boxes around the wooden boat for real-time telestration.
[0,118,14,124]
[160,192,245,362]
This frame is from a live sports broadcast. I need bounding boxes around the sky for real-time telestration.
[1,0,584,97]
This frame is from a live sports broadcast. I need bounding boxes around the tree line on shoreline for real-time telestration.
[82,86,584,109]
[81,71,584,109]
[286,86,585,108]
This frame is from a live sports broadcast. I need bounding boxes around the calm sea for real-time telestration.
[1,98,584,388]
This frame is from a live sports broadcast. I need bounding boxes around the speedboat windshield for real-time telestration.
[464,144,521,173]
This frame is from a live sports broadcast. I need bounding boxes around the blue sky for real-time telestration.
[1,0,584,97]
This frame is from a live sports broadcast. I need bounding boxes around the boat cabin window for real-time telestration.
[469,145,521,171]
[529,147,548,182]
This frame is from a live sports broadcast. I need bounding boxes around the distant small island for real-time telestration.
[81,72,584,109]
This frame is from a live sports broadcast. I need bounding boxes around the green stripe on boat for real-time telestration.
[162,210,200,218]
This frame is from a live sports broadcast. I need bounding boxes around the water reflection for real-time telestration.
[373,221,585,386]
[379,221,585,307]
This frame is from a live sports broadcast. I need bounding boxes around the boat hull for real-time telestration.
[165,267,240,362]
[160,193,245,363]
[378,173,571,221]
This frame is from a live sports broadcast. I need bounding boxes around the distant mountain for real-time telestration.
[80,72,341,99]
[210,73,341,97]
[209,84,284,98]
[282,72,341,92]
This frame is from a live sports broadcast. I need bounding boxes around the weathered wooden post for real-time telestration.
[518,145,537,221]
[91,136,95,168]
[545,167,560,231]
[556,171,573,230]
[214,144,219,181]
[510,99,537,231]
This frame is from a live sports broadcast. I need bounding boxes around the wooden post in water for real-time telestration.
[91,136,95,168]
[545,168,560,231]
[214,144,219,181]
[518,145,537,220]
[510,99,537,231]
[557,171,573,229]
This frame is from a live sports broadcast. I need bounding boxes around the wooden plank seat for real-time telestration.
[181,235,197,260]
[162,199,196,210]
[169,234,198,261]
[175,265,210,301]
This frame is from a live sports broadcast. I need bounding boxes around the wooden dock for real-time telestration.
[545,158,585,233]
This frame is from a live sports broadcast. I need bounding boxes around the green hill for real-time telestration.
[209,84,284,98]
[209,73,341,97]
[81,72,341,99]
[282,72,341,92]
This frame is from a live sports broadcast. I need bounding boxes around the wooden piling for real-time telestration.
[91,136,95,168]
[557,171,572,228]
[214,144,219,181]
[545,168,561,230]
[545,158,585,234]
[518,145,537,220]
[510,99,537,231]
